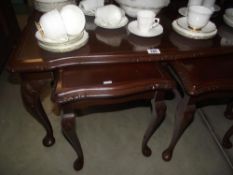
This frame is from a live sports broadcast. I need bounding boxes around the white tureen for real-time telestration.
[114,0,170,17]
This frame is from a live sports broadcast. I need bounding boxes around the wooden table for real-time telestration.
[7,1,233,147]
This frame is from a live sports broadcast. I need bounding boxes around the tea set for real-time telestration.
[34,0,233,53]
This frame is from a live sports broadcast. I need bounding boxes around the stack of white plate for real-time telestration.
[223,8,233,28]
[34,0,75,12]
[35,30,89,53]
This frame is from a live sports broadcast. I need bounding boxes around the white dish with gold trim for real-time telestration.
[172,17,217,39]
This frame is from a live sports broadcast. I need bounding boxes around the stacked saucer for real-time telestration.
[223,8,233,28]
[35,30,89,53]
[172,17,217,39]
[35,5,89,53]
[34,0,75,13]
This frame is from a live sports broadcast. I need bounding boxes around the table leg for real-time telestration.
[61,112,84,171]
[142,91,167,157]
[224,100,233,120]
[21,78,55,147]
[162,95,195,161]
[222,125,233,149]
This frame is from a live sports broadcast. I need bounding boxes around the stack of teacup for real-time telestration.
[223,8,233,28]
[34,0,75,13]
[35,4,88,52]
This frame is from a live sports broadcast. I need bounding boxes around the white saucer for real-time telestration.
[79,4,95,16]
[37,30,89,53]
[172,17,217,39]
[94,16,128,29]
[178,4,221,16]
[223,14,233,28]
[127,20,163,38]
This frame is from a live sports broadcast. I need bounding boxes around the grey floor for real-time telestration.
[1,11,233,174]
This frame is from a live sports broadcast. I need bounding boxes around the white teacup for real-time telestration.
[79,0,104,12]
[188,0,203,7]
[203,0,216,10]
[187,5,213,30]
[137,10,160,34]
[95,5,124,26]
[39,9,68,42]
[60,4,86,36]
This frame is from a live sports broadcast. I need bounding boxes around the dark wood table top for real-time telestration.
[8,1,233,73]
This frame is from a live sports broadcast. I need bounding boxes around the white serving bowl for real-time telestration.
[114,0,170,17]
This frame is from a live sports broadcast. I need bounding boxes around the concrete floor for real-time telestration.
[0,71,233,175]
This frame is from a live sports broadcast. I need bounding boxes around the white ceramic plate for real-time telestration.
[37,30,89,52]
[172,17,217,39]
[223,14,233,28]
[127,20,163,38]
[94,16,128,29]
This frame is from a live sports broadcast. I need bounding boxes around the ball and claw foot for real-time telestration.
[162,149,173,161]
[142,145,152,157]
[222,139,232,149]
[73,158,84,171]
[42,135,55,147]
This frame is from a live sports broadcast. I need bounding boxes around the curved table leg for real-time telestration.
[162,95,195,161]
[224,100,233,120]
[21,79,55,147]
[222,125,233,149]
[61,112,84,171]
[142,91,167,157]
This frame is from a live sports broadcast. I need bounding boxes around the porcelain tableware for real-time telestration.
[172,17,217,39]
[137,10,160,34]
[79,0,104,13]
[128,20,163,37]
[187,5,213,31]
[37,30,89,53]
[94,16,128,29]
[203,0,216,10]
[34,0,75,12]
[223,14,233,28]
[60,4,86,36]
[95,5,125,27]
[114,0,170,18]
[188,0,203,7]
[35,30,84,46]
[225,8,233,19]
[39,9,68,42]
